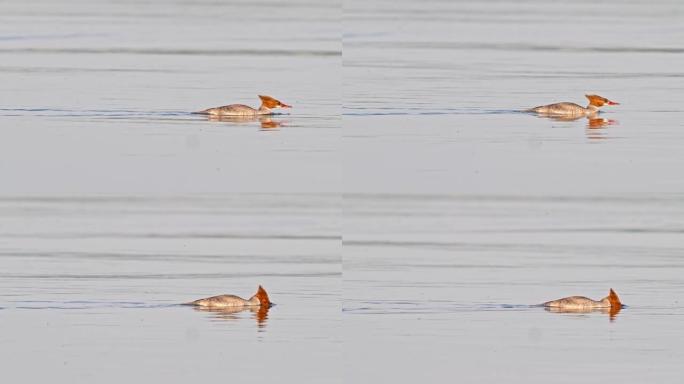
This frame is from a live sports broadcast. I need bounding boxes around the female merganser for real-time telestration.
[528,94,619,116]
[188,285,271,308]
[543,288,622,311]
[196,95,291,116]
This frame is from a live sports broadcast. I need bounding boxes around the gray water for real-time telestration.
[2,0,684,383]
[0,0,340,383]
[344,0,684,383]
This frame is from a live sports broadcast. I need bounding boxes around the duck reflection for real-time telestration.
[586,117,618,140]
[586,117,617,129]
[193,305,270,327]
[534,113,618,139]
[205,114,284,130]
[545,305,622,321]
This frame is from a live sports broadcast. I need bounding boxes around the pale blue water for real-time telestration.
[344,0,684,383]
[0,0,340,383]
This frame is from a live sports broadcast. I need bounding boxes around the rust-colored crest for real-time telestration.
[585,94,608,107]
[608,288,622,308]
[255,285,271,307]
[258,95,280,108]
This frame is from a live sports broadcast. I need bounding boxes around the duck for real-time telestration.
[543,288,622,311]
[196,95,291,116]
[188,285,271,309]
[528,94,619,117]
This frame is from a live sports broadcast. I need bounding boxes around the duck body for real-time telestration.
[196,95,291,116]
[199,104,267,116]
[188,285,271,309]
[543,295,610,309]
[190,294,258,308]
[527,94,619,117]
[528,102,598,116]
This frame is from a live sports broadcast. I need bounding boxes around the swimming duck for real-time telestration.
[188,285,271,308]
[543,288,622,311]
[196,95,291,116]
[528,94,619,117]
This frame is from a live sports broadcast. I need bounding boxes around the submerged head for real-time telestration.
[258,95,292,110]
[585,94,619,108]
[253,285,272,308]
[607,288,622,308]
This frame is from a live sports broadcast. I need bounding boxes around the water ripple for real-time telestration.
[347,41,684,54]
[0,232,338,240]
[0,47,341,57]
[1,271,340,279]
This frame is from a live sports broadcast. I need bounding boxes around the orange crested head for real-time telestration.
[608,288,622,308]
[258,95,292,109]
[254,285,271,307]
[586,94,619,107]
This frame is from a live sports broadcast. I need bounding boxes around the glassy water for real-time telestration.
[344,0,684,383]
[3,0,684,383]
[0,0,340,383]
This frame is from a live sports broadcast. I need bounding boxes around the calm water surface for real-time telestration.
[345,0,684,383]
[0,0,340,383]
[3,0,684,382]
